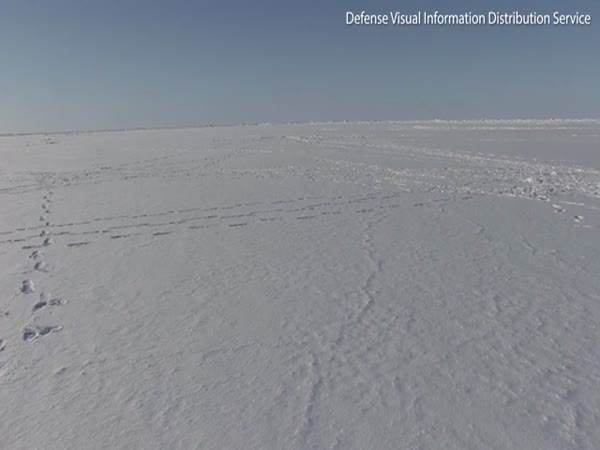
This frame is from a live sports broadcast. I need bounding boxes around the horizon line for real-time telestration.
[2,116,600,137]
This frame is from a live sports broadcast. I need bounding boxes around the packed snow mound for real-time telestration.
[1,120,600,449]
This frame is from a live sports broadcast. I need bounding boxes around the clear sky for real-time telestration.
[1,0,599,132]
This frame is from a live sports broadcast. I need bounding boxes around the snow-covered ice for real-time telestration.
[1,120,600,449]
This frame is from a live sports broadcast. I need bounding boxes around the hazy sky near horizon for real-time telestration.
[1,0,599,132]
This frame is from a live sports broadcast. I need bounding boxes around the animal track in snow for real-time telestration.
[0,190,445,250]
[53,195,409,246]
[33,261,49,272]
[22,325,62,342]
[3,187,595,254]
[49,298,66,306]
[33,292,51,311]
[21,280,35,294]
[32,302,46,312]
[22,244,42,250]
[66,241,90,247]
[0,191,408,245]
[32,294,66,313]
[0,338,5,351]
[42,237,54,246]
[260,215,281,220]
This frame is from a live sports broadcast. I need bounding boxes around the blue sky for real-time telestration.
[1,0,598,132]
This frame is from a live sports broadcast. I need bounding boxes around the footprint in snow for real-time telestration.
[574,215,584,223]
[42,237,54,247]
[32,302,46,312]
[33,292,66,312]
[49,298,66,306]
[0,338,5,352]
[66,241,90,248]
[21,280,35,294]
[22,326,62,342]
[34,261,49,272]
[33,292,50,311]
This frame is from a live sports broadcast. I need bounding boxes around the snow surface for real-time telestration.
[1,120,600,449]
